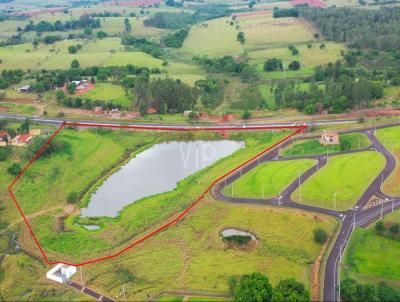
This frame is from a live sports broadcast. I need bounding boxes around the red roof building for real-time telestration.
[0,130,9,141]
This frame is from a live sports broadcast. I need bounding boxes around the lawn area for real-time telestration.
[281,133,371,157]
[79,197,337,301]
[342,212,400,290]
[82,82,133,108]
[11,128,293,262]
[0,102,38,115]
[376,126,400,196]
[292,151,386,210]
[222,159,316,199]
[179,14,315,58]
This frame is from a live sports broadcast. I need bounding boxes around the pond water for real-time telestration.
[74,223,101,231]
[81,140,244,217]
[220,228,257,241]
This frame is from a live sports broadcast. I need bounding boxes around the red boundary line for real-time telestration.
[8,121,306,267]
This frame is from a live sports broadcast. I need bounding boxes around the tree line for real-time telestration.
[300,7,400,50]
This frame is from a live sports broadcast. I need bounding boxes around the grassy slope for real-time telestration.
[223,159,316,199]
[343,210,400,289]
[281,133,371,157]
[82,82,132,108]
[81,197,337,301]
[376,126,400,196]
[11,129,291,262]
[292,151,386,210]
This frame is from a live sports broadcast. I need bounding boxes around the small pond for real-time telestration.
[74,223,101,231]
[220,228,257,241]
[81,140,244,217]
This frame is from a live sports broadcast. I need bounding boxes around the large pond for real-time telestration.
[81,140,244,217]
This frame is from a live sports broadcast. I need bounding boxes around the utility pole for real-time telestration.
[334,192,337,211]
[299,174,302,204]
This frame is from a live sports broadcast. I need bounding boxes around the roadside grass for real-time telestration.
[80,197,337,301]
[342,220,400,290]
[222,159,316,199]
[179,14,315,58]
[292,151,386,210]
[11,128,293,261]
[0,102,37,115]
[82,82,133,108]
[376,126,400,196]
[280,133,371,157]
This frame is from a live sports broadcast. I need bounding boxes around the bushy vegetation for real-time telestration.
[195,77,224,108]
[144,12,201,30]
[163,28,189,48]
[341,278,400,302]
[273,8,299,18]
[301,7,400,50]
[121,36,164,58]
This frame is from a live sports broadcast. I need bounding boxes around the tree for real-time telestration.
[7,163,21,176]
[124,18,132,33]
[291,48,299,55]
[67,82,77,94]
[377,282,400,302]
[67,191,78,203]
[320,43,326,49]
[341,278,364,302]
[375,221,385,234]
[237,32,246,45]
[83,28,92,36]
[0,146,11,161]
[68,45,78,54]
[314,33,320,39]
[313,228,327,244]
[272,278,310,302]
[97,31,108,39]
[56,90,65,101]
[389,223,399,234]
[19,118,31,134]
[242,110,251,119]
[288,61,300,71]
[264,58,283,72]
[233,272,273,302]
[71,59,80,69]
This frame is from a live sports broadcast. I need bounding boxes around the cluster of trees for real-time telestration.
[194,76,224,108]
[193,55,249,74]
[163,28,189,48]
[68,44,83,54]
[133,78,199,115]
[237,32,246,45]
[300,7,400,50]
[288,44,299,56]
[375,220,399,238]
[20,14,101,33]
[144,12,201,30]
[341,278,400,302]
[263,58,300,72]
[0,69,24,89]
[230,272,310,302]
[121,36,164,58]
[124,18,132,33]
[56,93,124,111]
[273,8,299,18]
[271,58,385,113]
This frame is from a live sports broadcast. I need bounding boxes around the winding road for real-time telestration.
[212,125,400,302]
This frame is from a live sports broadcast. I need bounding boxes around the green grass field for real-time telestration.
[281,133,371,157]
[82,82,133,108]
[292,151,386,210]
[179,14,315,58]
[12,128,292,262]
[376,126,400,196]
[223,159,316,199]
[342,210,400,289]
[79,197,337,301]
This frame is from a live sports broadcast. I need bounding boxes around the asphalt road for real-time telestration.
[212,125,400,302]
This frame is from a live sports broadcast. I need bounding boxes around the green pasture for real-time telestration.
[223,159,316,199]
[82,82,133,108]
[292,151,386,210]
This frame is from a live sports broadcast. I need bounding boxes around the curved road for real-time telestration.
[212,126,400,302]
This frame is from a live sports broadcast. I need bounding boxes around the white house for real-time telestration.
[46,264,77,284]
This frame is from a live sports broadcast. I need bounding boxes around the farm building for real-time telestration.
[71,80,89,91]
[46,264,77,284]
[17,85,31,93]
[10,134,32,147]
[320,131,340,145]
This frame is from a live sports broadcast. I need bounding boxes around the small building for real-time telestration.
[18,85,31,93]
[71,80,88,91]
[10,134,32,147]
[29,128,41,136]
[46,264,77,284]
[320,131,339,145]
[147,107,157,114]
[183,110,193,117]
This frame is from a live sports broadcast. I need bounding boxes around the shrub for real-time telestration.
[7,163,21,176]
[234,272,273,302]
[67,192,79,203]
[272,278,310,302]
[313,228,327,244]
[375,220,385,233]
[0,146,11,161]
[390,223,399,234]
[288,60,300,71]
[242,110,251,119]
[223,235,252,245]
